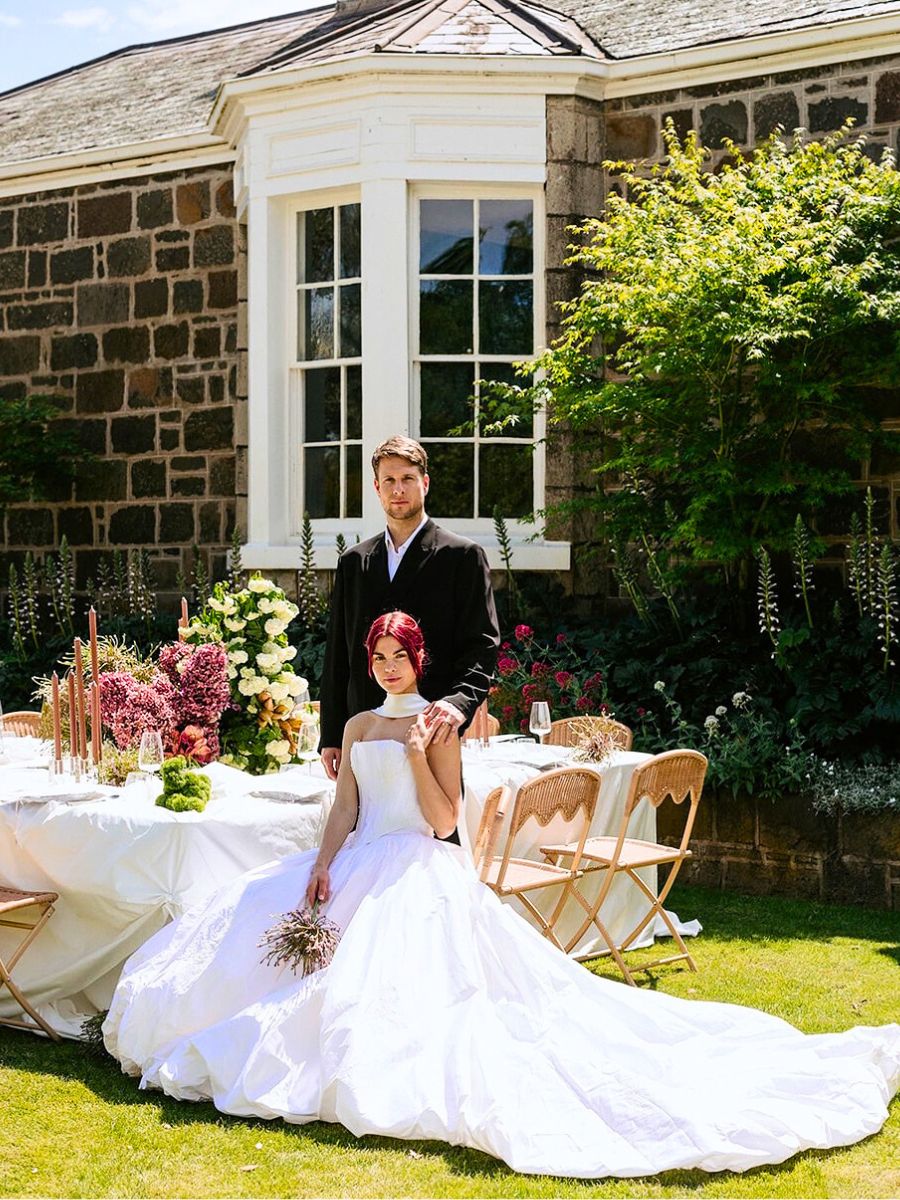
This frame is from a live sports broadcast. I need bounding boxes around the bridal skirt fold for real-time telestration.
[104,831,900,1179]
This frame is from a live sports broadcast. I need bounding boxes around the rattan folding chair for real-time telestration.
[541,749,707,985]
[546,716,633,751]
[0,711,41,737]
[471,785,510,880]
[0,885,61,1040]
[480,767,601,951]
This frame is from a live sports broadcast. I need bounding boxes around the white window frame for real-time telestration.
[409,181,546,538]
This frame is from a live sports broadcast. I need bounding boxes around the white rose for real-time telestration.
[266,739,292,759]
[287,674,309,697]
[208,597,226,612]
[279,645,298,661]
[274,602,296,622]
[240,666,255,678]
[227,666,238,680]
[238,677,258,696]
[256,652,279,673]
[258,598,276,614]
[262,641,281,655]
[248,577,273,593]
[264,618,287,637]
[229,650,249,665]
[268,682,290,703]
[224,617,246,631]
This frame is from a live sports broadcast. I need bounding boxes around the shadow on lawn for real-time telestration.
[0,1026,862,1194]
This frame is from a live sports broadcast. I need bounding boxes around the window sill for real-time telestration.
[241,538,571,573]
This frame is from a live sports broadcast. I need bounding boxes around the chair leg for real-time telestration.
[513,892,568,953]
[0,955,61,1041]
[617,867,696,973]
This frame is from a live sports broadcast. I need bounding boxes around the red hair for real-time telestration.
[366,611,426,680]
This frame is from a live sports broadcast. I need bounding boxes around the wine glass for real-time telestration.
[138,731,165,777]
[529,701,552,744]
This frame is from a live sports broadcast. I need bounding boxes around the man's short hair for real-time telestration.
[371,436,428,478]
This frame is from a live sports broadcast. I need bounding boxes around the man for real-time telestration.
[319,435,499,787]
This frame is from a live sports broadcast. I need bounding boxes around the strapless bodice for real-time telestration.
[350,739,433,846]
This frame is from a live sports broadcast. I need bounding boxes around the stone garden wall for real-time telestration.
[0,163,245,595]
[657,793,900,910]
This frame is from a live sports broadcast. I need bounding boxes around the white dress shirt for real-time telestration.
[385,514,429,581]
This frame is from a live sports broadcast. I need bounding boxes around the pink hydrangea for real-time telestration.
[158,641,193,685]
[100,673,179,750]
[514,624,533,641]
[178,643,230,725]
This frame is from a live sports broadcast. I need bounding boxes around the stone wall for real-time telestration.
[0,163,243,596]
[657,792,900,910]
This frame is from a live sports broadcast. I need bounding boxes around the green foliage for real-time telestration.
[155,755,211,813]
[531,124,900,586]
[0,394,91,505]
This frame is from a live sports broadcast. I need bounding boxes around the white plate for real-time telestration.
[250,789,324,805]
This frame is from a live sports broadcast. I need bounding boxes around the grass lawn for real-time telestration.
[1,884,898,1199]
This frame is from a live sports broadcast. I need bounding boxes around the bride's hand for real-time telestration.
[306,863,330,908]
[405,713,436,758]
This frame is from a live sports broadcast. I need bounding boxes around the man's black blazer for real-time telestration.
[319,520,499,750]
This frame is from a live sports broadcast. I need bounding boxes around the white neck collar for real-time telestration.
[372,692,429,718]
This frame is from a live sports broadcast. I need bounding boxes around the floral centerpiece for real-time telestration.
[183,575,309,775]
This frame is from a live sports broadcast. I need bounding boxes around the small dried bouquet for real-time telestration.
[569,716,620,765]
[259,902,341,976]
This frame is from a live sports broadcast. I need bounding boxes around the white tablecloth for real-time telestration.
[461,740,699,958]
[0,743,332,1036]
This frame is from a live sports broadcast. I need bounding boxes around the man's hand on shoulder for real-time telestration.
[320,747,342,781]
[422,699,465,746]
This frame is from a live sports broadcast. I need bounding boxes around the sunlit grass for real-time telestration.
[1,885,897,1199]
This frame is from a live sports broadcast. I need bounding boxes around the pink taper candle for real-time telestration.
[180,596,189,629]
[67,672,78,760]
[90,683,102,765]
[74,638,88,764]
[51,671,63,763]
[88,606,100,686]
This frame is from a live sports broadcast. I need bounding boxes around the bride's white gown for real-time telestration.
[104,737,900,1179]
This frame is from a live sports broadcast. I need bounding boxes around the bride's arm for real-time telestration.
[305,718,361,905]
[405,715,461,838]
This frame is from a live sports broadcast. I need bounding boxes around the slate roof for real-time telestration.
[2,0,900,170]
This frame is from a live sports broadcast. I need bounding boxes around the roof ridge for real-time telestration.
[241,0,431,75]
[385,0,472,51]
[475,0,585,54]
[0,5,335,102]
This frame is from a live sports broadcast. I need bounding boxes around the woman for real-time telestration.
[105,612,900,1180]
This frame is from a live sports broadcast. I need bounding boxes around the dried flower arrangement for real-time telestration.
[258,902,341,976]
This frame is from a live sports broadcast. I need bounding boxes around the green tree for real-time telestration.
[0,394,90,505]
[533,125,900,589]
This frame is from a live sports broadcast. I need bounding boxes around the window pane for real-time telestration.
[420,280,473,354]
[346,444,362,517]
[423,442,474,519]
[305,445,340,518]
[346,365,362,439]
[479,444,532,518]
[301,208,334,284]
[304,367,341,442]
[420,199,473,274]
[302,287,334,360]
[420,363,474,437]
[479,281,532,355]
[339,282,361,358]
[478,363,534,437]
[340,203,361,279]
[479,200,533,275]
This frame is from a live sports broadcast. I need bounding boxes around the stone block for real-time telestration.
[173,475,206,497]
[714,792,755,847]
[0,381,27,401]
[75,369,125,414]
[171,456,205,471]
[757,795,831,856]
[840,811,900,861]
[154,322,189,360]
[57,506,94,546]
[199,501,221,543]
[55,416,107,455]
[176,375,205,405]
[131,459,167,498]
[700,100,748,147]
[134,277,168,318]
[0,249,26,289]
[6,506,54,546]
[0,209,12,249]
[176,181,210,225]
[875,71,900,123]
[7,301,73,330]
[27,250,47,287]
[109,504,156,545]
[51,333,98,371]
[753,91,800,139]
[157,229,190,243]
[193,325,221,358]
[50,245,94,284]
[605,113,657,161]
[225,323,237,352]
[77,282,130,326]
[215,180,236,218]
[111,415,156,454]
[107,236,151,278]
[721,854,773,895]
[127,366,170,409]
[159,502,195,542]
[660,109,695,144]
[808,96,868,133]
[173,279,204,314]
[0,335,40,375]
[77,193,132,237]
[74,459,126,501]
[156,247,190,271]
[208,374,225,404]
[17,202,69,245]
[137,189,174,230]
[209,455,235,496]
[103,325,151,364]
[160,427,180,451]
[207,269,237,309]
[233,399,247,444]
[194,226,234,268]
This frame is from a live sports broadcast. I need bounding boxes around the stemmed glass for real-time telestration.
[138,731,165,779]
[529,701,552,745]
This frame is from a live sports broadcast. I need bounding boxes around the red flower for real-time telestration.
[555,632,567,645]
[514,624,533,641]
[502,705,515,721]
[497,656,519,677]
[599,703,609,715]
[636,707,647,717]
[584,672,604,690]
[521,683,541,702]
[520,717,530,732]
[530,661,549,677]
[175,723,220,766]
[554,670,572,688]
[501,641,512,650]
[575,695,591,711]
